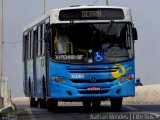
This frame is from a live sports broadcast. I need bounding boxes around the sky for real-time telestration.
[2,0,160,97]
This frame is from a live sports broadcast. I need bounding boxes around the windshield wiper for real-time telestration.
[106,20,114,35]
[101,20,114,43]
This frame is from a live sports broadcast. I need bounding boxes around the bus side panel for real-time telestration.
[27,60,35,97]
[36,56,46,99]
[23,62,27,96]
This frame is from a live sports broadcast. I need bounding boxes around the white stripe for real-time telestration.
[123,106,138,111]
[150,113,160,118]
[26,108,37,120]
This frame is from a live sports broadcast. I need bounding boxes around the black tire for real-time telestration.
[40,99,47,108]
[110,98,123,112]
[82,100,91,110]
[40,77,47,108]
[30,97,38,107]
[42,76,46,98]
[29,79,38,107]
[47,99,58,111]
[92,100,101,108]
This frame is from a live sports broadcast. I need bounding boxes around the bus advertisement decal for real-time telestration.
[111,64,126,79]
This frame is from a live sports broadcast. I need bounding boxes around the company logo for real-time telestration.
[90,78,96,83]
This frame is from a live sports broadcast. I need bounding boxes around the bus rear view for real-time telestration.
[23,5,138,112]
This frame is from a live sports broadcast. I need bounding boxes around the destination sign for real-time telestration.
[82,11,101,18]
[55,55,83,61]
[59,8,124,21]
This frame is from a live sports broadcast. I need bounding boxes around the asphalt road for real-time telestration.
[12,103,160,120]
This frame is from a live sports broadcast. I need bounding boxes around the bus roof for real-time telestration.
[23,5,131,32]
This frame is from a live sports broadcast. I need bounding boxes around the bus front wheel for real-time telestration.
[110,98,123,112]
[92,100,101,108]
[47,99,58,111]
[82,100,91,109]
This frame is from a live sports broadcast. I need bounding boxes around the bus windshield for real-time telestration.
[51,22,134,64]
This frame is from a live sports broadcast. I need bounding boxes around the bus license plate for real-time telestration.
[87,86,101,91]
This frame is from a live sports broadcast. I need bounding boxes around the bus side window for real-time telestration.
[36,30,38,56]
[50,28,56,57]
[23,34,28,60]
[42,24,45,55]
[38,24,44,56]
[33,29,38,57]
[30,31,33,59]
[45,23,51,51]
[37,23,45,56]
[28,31,31,59]
[22,35,24,60]
[37,25,41,56]
[36,29,38,57]
[39,24,43,55]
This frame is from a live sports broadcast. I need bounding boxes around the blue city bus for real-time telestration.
[23,5,138,111]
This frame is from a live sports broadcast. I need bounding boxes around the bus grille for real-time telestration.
[71,79,116,83]
[67,68,117,73]
[79,90,108,94]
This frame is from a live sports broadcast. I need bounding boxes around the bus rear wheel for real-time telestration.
[29,92,38,107]
[110,98,123,112]
[39,99,47,108]
[30,98,38,107]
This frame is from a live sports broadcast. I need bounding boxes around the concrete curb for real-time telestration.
[0,106,18,120]
[123,84,160,104]
[0,106,14,114]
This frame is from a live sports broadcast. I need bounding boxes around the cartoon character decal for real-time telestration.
[112,64,126,79]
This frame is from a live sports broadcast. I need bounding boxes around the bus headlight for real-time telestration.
[121,74,134,81]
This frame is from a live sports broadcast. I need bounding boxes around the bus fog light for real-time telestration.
[126,74,132,80]
[126,74,134,80]
[116,89,121,93]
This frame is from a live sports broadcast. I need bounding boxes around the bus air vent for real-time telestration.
[67,68,118,73]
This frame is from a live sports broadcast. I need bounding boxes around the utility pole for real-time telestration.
[0,0,11,108]
[43,0,46,15]
[105,0,109,6]
[0,0,3,108]
[0,0,3,78]
[0,0,11,109]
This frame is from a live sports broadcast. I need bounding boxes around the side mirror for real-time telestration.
[132,28,138,40]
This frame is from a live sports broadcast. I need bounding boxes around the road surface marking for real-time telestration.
[123,106,138,111]
[26,108,37,120]
[149,113,160,118]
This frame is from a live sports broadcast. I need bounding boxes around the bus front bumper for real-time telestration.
[49,80,135,100]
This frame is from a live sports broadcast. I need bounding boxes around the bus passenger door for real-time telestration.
[44,22,50,97]
[33,27,38,98]
[23,34,28,96]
